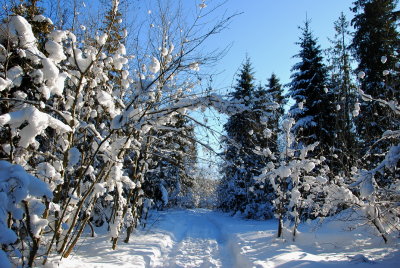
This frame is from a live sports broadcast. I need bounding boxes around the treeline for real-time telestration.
[218,0,399,242]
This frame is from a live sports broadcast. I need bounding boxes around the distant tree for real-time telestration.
[265,73,286,152]
[219,58,256,214]
[287,19,335,159]
[326,13,358,175]
[143,114,197,209]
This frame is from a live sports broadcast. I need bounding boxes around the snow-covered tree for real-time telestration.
[255,116,328,240]
[219,58,275,219]
[351,0,400,159]
[143,114,197,209]
[11,0,54,49]
[326,13,358,175]
[0,161,53,267]
[349,75,400,243]
[287,19,336,160]
[0,0,237,265]
[264,73,286,154]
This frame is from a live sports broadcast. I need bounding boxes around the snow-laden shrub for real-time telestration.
[0,161,52,267]
[256,117,331,240]
[348,80,400,243]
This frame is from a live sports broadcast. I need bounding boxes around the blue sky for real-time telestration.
[192,0,355,169]
[203,0,354,92]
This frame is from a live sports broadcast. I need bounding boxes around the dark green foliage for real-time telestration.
[264,73,286,153]
[219,58,274,219]
[351,0,400,191]
[351,0,400,146]
[144,114,197,209]
[287,20,336,157]
[326,13,358,175]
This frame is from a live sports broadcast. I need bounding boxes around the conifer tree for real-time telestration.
[12,0,54,48]
[326,13,358,175]
[287,20,335,158]
[265,73,285,153]
[219,58,256,213]
[219,58,273,219]
[351,0,400,155]
[144,114,197,209]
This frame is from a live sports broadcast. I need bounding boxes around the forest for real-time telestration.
[0,0,399,267]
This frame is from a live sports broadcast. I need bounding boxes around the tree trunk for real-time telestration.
[277,215,283,238]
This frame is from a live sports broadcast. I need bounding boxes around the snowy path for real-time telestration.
[55,209,400,268]
[154,210,247,268]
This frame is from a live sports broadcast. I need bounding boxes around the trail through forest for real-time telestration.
[55,209,400,268]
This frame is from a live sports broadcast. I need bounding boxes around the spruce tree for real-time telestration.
[351,0,400,153]
[143,114,197,209]
[265,73,286,153]
[219,58,273,219]
[287,20,335,158]
[326,13,358,175]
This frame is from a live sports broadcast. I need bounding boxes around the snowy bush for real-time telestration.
[347,84,400,243]
[0,161,52,267]
[256,117,333,240]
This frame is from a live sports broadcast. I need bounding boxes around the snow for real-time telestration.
[0,77,12,91]
[48,30,67,43]
[161,47,168,57]
[275,165,291,178]
[189,62,200,71]
[97,33,108,46]
[0,106,72,148]
[93,183,107,197]
[353,102,361,117]
[30,214,48,238]
[7,66,24,87]
[68,147,81,167]
[53,209,400,268]
[0,161,53,266]
[304,161,316,172]
[72,48,92,72]
[37,162,57,179]
[45,40,66,63]
[1,16,35,48]
[97,89,117,117]
[149,57,160,73]
[160,183,169,206]
[0,250,10,268]
[41,58,60,96]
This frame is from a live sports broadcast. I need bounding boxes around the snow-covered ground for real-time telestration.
[53,209,400,268]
